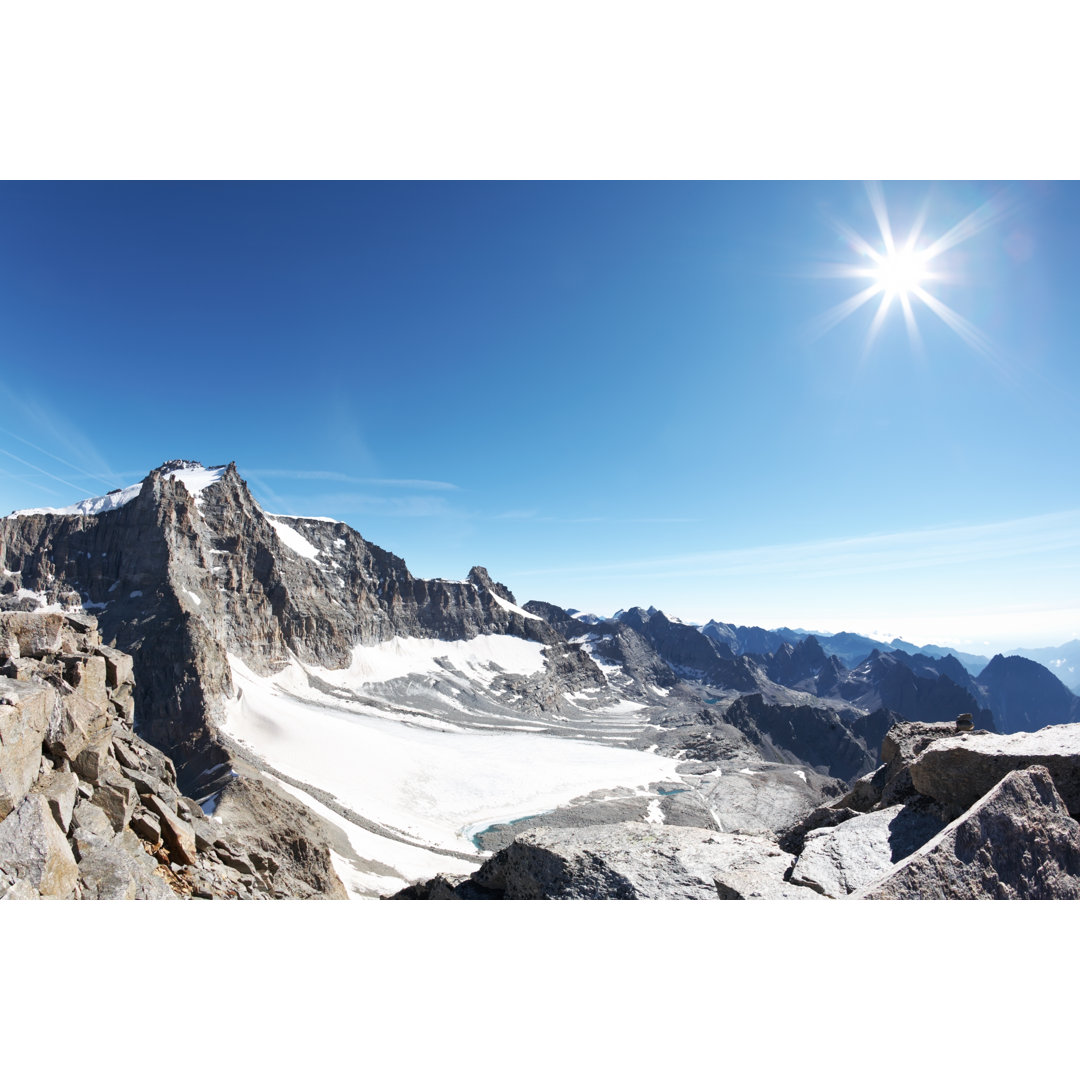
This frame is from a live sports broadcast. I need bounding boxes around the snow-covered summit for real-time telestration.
[7,461,228,518]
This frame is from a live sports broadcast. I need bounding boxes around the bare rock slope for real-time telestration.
[0,610,344,899]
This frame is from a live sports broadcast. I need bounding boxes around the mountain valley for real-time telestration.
[3,460,1078,900]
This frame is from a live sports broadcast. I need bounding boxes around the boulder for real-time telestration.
[31,767,79,834]
[0,612,65,659]
[94,644,134,690]
[91,775,139,831]
[77,829,175,900]
[44,688,106,762]
[789,803,944,898]
[72,730,114,784]
[0,678,53,819]
[908,724,1080,819]
[130,808,162,846]
[425,822,817,900]
[59,654,108,708]
[856,766,1080,899]
[141,792,198,866]
[0,793,79,898]
[71,800,115,841]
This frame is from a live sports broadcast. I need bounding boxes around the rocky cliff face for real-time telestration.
[1,462,558,796]
[0,610,344,899]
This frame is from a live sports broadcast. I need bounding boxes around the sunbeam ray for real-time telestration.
[808,283,882,340]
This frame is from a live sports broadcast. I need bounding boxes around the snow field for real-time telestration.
[222,650,681,868]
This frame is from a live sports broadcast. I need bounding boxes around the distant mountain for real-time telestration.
[976,654,1080,734]
[837,650,995,732]
[1006,639,1080,691]
[889,639,990,675]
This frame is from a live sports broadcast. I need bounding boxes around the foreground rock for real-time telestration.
[907,724,1080,818]
[0,611,345,900]
[856,766,1080,899]
[788,802,942,897]
[393,821,818,900]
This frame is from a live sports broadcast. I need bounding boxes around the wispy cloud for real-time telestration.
[494,509,699,525]
[0,447,97,496]
[508,510,1080,581]
[245,468,459,491]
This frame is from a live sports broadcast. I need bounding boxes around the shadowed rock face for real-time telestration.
[856,766,1080,900]
[723,693,877,783]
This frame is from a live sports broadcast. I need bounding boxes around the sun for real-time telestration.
[871,246,932,299]
[813,181,1011,358]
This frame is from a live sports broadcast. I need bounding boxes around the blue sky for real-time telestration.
[1,181,1077,653]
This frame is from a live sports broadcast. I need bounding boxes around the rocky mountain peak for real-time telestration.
[466,566,516,603]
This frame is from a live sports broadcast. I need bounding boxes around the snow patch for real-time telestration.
[644,798,665,825]
[266,515,323,562]
[185,589,202,606]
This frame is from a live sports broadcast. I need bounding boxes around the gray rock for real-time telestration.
[141,793,198,866]
[212,777,346,899]
[908,724,1080,819]
[0,612,65,659]
[93,644,133,690]
[0,793,79,898]
[31,767,79,834]
[412,821,816,900]
[91,775,139,831]
[790,803,943,897]
[76,828,175,900]
[130,808,162,846]
[856,766,1080,899]
[0,677,53,819]
[71,800,114,841]
[72,730,113,785]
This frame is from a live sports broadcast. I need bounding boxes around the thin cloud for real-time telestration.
[509,510,1080,581]
[245,469,459,491]
[0,447,96,496]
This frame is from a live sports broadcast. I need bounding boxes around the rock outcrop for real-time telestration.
[393,821,818,900]
[855,766,1080,899]
[906,723,1080,818]
[0,611,345,899]
[778,716,1080,900]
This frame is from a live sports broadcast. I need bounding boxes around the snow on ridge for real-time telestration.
[7,462,227,518]
[8,481,145,518]
[489,590,542,622]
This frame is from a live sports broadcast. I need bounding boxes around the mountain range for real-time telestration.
[2,460,1078,899]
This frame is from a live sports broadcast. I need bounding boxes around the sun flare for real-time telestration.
[814,182,1011,358]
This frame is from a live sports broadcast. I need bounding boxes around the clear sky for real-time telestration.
[1,180,1077,654]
